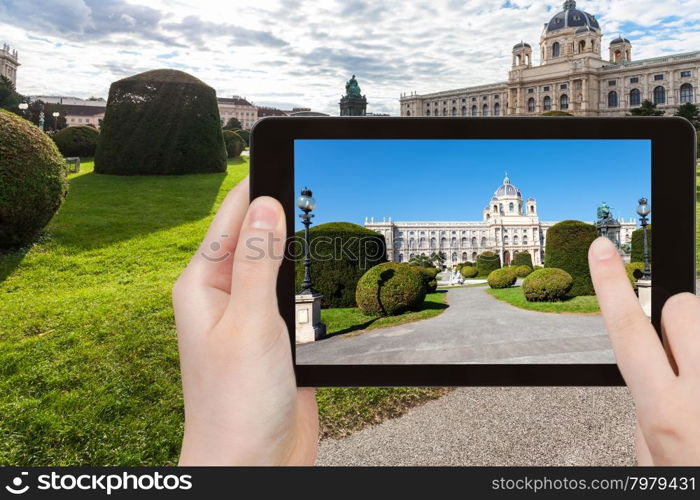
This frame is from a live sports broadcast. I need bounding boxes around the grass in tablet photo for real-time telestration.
[486,287,600,314]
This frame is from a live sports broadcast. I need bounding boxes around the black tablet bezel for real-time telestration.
[250,117,697,387]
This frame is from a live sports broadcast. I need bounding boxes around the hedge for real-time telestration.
[95,69,226,175]
[414,266,438,293]
[293,222,386,308]
[233,129,250,146]
[356,262,426,316]
[630,225,652,263]
[487,268,517,289]
[625,262,646,290]
[52,126,99,157]
[512,252,533,268]
[544,220,597,296]
[0,110,68,248]
[477,251,501,277]
[460,265,478,278]
[522,268,573,302]
[223,130,244,158]
[514,265,533,278]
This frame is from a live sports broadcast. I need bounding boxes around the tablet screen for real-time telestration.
[293,139,651,365]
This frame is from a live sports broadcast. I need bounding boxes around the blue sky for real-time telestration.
[294,139,650,229]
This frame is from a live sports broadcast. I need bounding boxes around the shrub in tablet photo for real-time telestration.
[414,266,438,293]
[630,225,652,263]
[95,69,226,175]
[356,262,426,316]
[522,268,573,302]
[514,265,533,278]
[294,222,386,308]
[460,265,478,278]
[52,125,99,157]
[0,110,68,249]
[223,130,245,158]
[477,250,501,276]
[512,251,533,268]
[625,262,646,290]
[544,220,597,296]
[487,268,518,289]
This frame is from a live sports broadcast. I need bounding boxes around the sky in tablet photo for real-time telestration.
[1,0,698,115]
[294,139,651,229]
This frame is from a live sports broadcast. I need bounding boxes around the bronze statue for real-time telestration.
[596,201,613,221]
[345,75,362,97]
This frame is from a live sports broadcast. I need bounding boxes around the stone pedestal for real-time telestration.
[637,279,652,318]
[295,293,326,343]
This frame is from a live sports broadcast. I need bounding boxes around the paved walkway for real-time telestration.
[297,286,613,364]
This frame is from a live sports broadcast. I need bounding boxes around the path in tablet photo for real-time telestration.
[296,285,613,364]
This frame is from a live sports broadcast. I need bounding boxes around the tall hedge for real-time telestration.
[53,125,99,157]
[477,251,501,276]
[544,220,597,296]
[95,69,226,175]
[512,251,533,268]
[222,130,244,158]
[234,129,250,146]
[0,110,68,248]
[630,225,651,263]
[294,222,386,308]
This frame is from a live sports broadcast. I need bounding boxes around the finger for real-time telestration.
[588,237,674,397]
[661,292,700,376]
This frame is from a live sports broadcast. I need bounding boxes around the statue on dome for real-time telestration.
[345,75,362,97]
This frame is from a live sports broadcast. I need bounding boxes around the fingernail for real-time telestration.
[590,237,617,261]
[248,198,279,230]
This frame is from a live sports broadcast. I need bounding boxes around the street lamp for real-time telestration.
[636,197,651,280]
[18,102,28,119]
[52,111,59,131]
[297,187,317,295]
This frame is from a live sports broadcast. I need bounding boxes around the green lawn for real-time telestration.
[486,286,601,314]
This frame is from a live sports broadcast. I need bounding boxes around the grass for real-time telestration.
[321,291,449,337]
[486,286,601,314]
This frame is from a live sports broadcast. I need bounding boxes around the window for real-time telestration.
[504,236,509,245]
[560,94,569,110]
[608,91,618,108]
[451,107,457,116]
[552,42,560,57]
[653,86,666,105]
[681,70,692,78]
[471,105,477,116]
[630,77,639,84]
[426,109,430,116]
[442,108,447,116]
[608,80,616,86]
[543,95,551,111]
[406,111,411,116]
[451,237,457,246]
[461,237,467,246]
[483,96,488,100]
[630,88,641,107]
[482,104,489,116]
[523,236,528,245]
[527,97,535,112]
[430,237,436,249]
[509,202,514,212]
[461,98,466,102]
[560,83,568,90]
[527,88,534,94]
[654,74,664,81]
[680,83,694,104]
[472,97,476,102]
[471,237,477,246]
[513,235,519,245]
[461,105,467,116]
[494,102,501,116]
[543,86,550,91]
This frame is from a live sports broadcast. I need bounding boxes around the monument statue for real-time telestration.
[596,201,622,250]
[596,201,613,222]
[339,74,367,116]
[345,75,362,97]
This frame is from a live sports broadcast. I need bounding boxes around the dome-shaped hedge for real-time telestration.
[544,220,597,296]
[477,251,501,276]
[514,265,533,278]
[294,222,386,308]
[522,268,573,302]
[53,125,99,157]
[94,69,226,175]
[0,110,68,249]
[414,265,438,293]
[223,130,244,158]
[356,262,426,316]
[461,265,478,278]
[487,268,517,289]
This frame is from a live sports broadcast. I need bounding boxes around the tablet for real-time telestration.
[250,117,696,386]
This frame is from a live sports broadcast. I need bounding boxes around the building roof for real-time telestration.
[610,36,631,45]
[494,175,522,198]
[62,104,105,116]
[513,42,531,49]
[546,1,600,33]
[257,106,288,117]
[217,96,255,107]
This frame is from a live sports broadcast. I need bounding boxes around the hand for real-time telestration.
[173,178,318,465]
[589,237,700,465]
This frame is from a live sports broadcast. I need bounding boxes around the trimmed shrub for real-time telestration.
[52,125,99,157]
[487,268,517,289]
[356,262,426,316]
[0,110,68,249]
[415,266,438,293]
[461,265,478,278]
[514,265,533,278]
[625,262,646,290]
[540,110,573,116]
[223,130,244,158]
[234,129,250,146]
[512,252,533,268]
[477,251,501,276]
[631,225,652,263]
[522,268,573,302]
[544,220,597,296]
[454,263,464,271]
[95,69,226,175]
[294,222,386,308]
[534,265,543,270]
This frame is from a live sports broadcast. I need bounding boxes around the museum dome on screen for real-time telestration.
[545,0,600,32]
[494,175,522,198]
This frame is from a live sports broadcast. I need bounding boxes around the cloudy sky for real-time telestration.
[1,0,699,115]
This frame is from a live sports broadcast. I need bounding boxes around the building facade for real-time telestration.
[400,1,698,117]
[365,175,635,267]
[62,104,105,129]
[0,43,19,87]
[217,96,258,128]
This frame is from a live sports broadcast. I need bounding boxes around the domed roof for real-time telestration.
[494,175,522,198]
[610,36,630,45]
[513,41,531,49]
[575,26,595,34]
[546,1,600,33]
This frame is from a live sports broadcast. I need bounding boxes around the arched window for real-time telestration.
[398,254,403,262]
[480,237,487,247]
[406,110,411,116]
[504,235,509,245]
[409,238,415,248]
[680,83,694,104]
[499,203,504,213]
[461,237,467,246]
[552,42,560,57]
[483,104,489,116]
[509,202,514,212]
[462,252,468,261]
[430,237,436,249]
[451,106,457,116]
[461,105,467,116]
[543,95,551,111]
[629,88,641,107]
[653,86,665,105]
[471,105,478,116]
[513,235,519,245]
[493,205,498,212]
[409,253,415,260]
[440,237,447,248]
[527,97,535,112]
[451,237,457,247]
[494,102,500,116]
[451,252,457,262]
[560,94,569,110]
[608,91,618,108]
[578,40,585,53]
[442,108,447,116]
[419,237,426,248]
[523,235,528,245]
[471,237,477,247]
[426,109,430,116]
[472,251,477,261]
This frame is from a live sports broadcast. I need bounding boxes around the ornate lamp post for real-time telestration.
[18,102,28,119]
[297,187,316,295]
[52,111,60,132]
[636,197,651,280]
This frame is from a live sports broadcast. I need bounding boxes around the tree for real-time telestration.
[674,102,700,129]
[408,254,434,268]
[429,251,446,268]
[0,75,22,113]
[223,117,242,130]
[629,99,664,116]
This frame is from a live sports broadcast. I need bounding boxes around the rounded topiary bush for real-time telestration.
[487,268,517,289]
[52,125,99,157]
[477,251,501,277]
[294,222,386,308]
[234,129,250,146]
[460,265,478,278]
[522,268,573,302]
[544,220,597,296]
[631,225,651,263]
[356,262,426,316]
[223,130,244,158]
[413,266,438,293]
[514,265,533,278]
[512,252,533,268]
[625,262,646,290]
[95,69,226,175]
[0,110,68,249]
